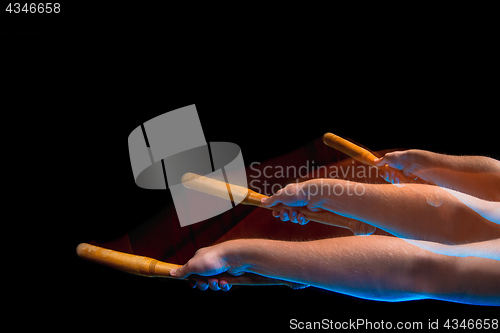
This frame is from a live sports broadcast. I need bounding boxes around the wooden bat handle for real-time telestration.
[323,133,379,166]
[76,243,305,289]
[182,173,376,236]
[77,243,181,277]
[323,133,416,183]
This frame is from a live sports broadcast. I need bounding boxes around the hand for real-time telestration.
[374,149,426,184]
[170,242,246,291]
[260,181,325,225]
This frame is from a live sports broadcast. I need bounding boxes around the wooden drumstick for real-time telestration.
[323,133,416,183]
[323,133,380,166]
[181,172,376,236]
[76,243,305,289]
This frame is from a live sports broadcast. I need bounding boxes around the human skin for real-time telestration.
[261,150,500,259]
[169,151,500,304]
[170,235,500,305]
[261,179,500,250]
[374,149,500,201]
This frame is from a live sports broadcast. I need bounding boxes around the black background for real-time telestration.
[3,4,498,330]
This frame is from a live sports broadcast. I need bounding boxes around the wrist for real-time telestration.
[408,150,436,175]
[303,178,331,207]
[220,239,257,274]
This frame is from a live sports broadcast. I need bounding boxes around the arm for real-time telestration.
[440,187,500,225]
[262,179,500,246]
[375,150,500,201]
[170,236,500,305]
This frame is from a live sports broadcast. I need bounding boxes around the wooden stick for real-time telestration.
[323,133,380,166]
[181,173,376,236]
[323,133,416,183]
[76,243,305,289]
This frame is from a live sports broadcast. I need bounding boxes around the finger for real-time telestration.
[272,210,280,218]
[197,280,209,291]
[260,189,283,207]
[381,153,396,168]
[390,170,401,185]
[289,209,299,223]
[188,280,197,289]
[381,170,390,183]
[373,156,385,166]
[208,279,221,291]
[220,280,232,292]
[280,209,290,222]
[170,262,193,279]
[297,213,309,225]
[377,153,403,170]
[389,170,396,184]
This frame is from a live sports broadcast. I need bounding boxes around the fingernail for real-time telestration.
[170,269,177,276]
[260,198,267,203]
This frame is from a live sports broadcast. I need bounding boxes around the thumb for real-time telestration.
[170,263,193,279]
[373,156,385,166]
[260,192,282,207]
[374,153,401,169]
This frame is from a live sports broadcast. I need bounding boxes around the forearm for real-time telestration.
[405,238,500,261]
[312,179,500,244]
[440,187,500,225]
[225,236,500,305]
[415,152,500,201]
[228,236,424,301]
